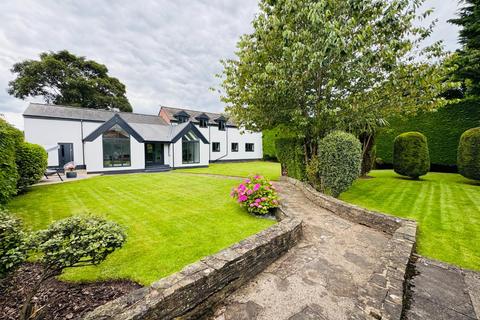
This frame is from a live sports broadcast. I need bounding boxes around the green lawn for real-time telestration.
[7,172,274,285]
[178,161,281,180]
[340,170,480,271]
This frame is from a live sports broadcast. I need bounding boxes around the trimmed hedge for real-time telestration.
[0,210,28,277]
[458,127,480,181]
[275,138,306,180]
[0,120,22,205]
[317,131,362,197]
[16,142,48,192]
[393,132,430,179]
[376,99,480,171]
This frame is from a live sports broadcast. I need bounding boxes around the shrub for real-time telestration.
[21,215,126,320]
[306,155,321,189]
[230,175,279,215]
[376,98,480,171]
[317,131,362,197]
[16,142,48,192]
[275,138,306,180]
[0,210,28,278]
[393,132,430,179]
[458,127,480,181]
[0,120,22,204]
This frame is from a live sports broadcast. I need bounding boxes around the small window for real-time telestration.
[245,143,254,152]
[212,142,220,152]
[218,121,226,131]
[231,142,238,152]
[199,119,208,128]
[177,116,189,123]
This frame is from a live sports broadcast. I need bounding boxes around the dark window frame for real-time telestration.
[245,143,254,152]
[231,142,239,152]
[177,116,189,123]
[199,119,208,128]
[102,125,131,168]
[212,142,221,152]
[218,121,226,131]
[182,130,200,164]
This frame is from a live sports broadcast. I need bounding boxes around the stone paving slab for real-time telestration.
[405,256,479,320]
[212,182,390,320]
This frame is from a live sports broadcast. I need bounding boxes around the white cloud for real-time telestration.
[0,0,462,130]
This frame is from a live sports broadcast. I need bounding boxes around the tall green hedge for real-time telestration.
[275,138,306,180]
[457,127,480,181]
[16,142,48,192]
[0,120,22,205]
[376,99,480,171]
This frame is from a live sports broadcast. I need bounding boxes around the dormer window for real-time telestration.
[199,119,208,128]
[218,121,225,131]
[174,111,190,123]
[177,115,188,123]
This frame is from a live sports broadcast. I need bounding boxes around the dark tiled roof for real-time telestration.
[160,106,235,126]
[24,103,168,126]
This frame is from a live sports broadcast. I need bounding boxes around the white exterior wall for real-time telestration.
[84,135,145,172]
[24,117,98,167]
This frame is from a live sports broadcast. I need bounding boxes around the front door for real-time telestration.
[145,143,164,166]
[58,143,74,167]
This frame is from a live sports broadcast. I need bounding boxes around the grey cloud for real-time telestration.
[0,0,463,129]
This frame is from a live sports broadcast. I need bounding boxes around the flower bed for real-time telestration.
[230,175,279,215]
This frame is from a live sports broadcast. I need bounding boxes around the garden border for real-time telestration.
[83,208,302,320]
[281,176,417,320]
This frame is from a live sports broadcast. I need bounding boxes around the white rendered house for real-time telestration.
[23,103,263,173]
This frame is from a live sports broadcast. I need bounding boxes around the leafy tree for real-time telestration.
[20,215,126,320]
[220,0,456,173]
[8,50,132,112]
[449,0,480,97]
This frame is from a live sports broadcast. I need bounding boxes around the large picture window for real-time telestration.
[182,130,200,164]
[103,124,131,167]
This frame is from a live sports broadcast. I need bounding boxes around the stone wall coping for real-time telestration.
[83,206,303,320]
[281,176,417,320]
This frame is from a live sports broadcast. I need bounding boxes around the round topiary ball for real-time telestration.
[457,127,480,181]
[393,132,430,179]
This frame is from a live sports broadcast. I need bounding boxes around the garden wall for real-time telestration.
[282,176,417,320]
[83,210,302,320]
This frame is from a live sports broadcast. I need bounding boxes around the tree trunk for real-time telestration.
[359,133,376,177]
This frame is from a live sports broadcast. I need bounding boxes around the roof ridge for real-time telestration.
[28,102,160,118]
[160,105,225,115]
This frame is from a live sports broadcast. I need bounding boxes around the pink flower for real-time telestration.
[245,179,251,184]
[238,184,246,190]
[255,198,261,203]
[254,175,261,179]
[261,197,267,201]
[250,203,255,207]
[247,189,253,195]
[239,195,248,202]
[253,183,260,191]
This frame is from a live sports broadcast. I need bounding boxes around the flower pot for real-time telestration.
[66,171,77,179]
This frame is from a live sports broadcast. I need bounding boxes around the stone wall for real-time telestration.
[83,209,302,320]
[282,177,417,320]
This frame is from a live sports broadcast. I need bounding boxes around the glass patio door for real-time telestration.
[145,143,164,166]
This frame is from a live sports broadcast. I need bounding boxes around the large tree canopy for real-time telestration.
[220,0,455,161]
[8,50,132,112]
[449,0,480,97]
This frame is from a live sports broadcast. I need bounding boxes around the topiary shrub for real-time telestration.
[317,131,362,197]
[393,132,430,179]
[275,138,306,180]
[0,210,28,278]
[0,120,22,204]
[457,127,480,181]
[16,142,48,192]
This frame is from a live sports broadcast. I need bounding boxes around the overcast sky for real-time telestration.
[0,0,463,129]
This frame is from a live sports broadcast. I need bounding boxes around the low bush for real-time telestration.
[230,175,279,215]
[16,142,48,192]
[317,131,362,197]
[0,210,28,278]
[0,120,22,204]
[457,127,480,181]
[393,132,430,179]
[21,215,127,320]
[275,138,306,180]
